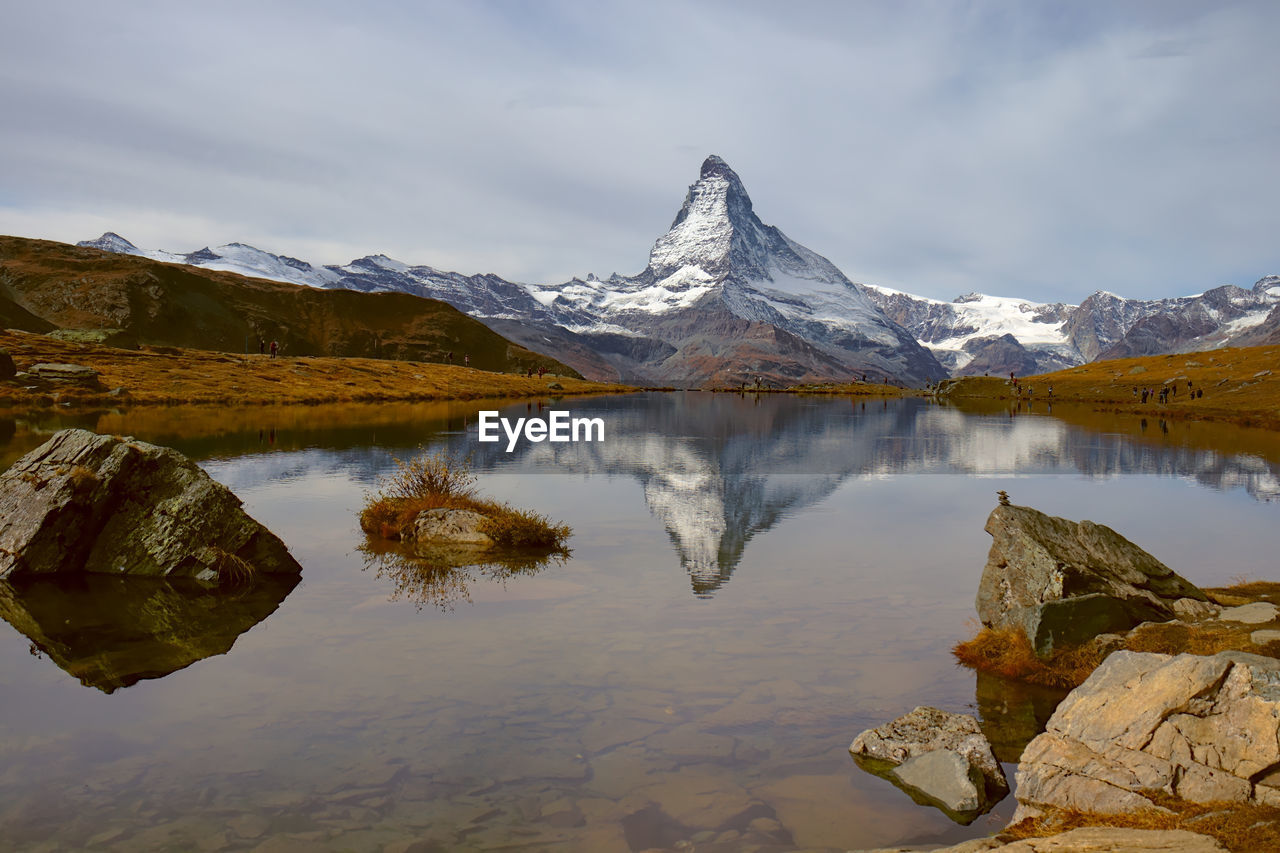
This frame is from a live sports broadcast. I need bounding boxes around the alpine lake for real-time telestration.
[0,391,1277,852]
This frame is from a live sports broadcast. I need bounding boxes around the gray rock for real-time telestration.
[1251,629,1280,645]
[1172,597,1219,620]
[891,749,985,813]
[547,381,564,391]
[28,362,102,386]
[1014,651,1280,821]
[978,503,1207,655]
[850,706,1009,820]
[407,508,493,545]
[1218,602,1279,624]
[0,428,302,584]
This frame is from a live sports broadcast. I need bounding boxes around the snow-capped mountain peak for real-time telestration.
[77,232,142,255]
[647,154,761,280]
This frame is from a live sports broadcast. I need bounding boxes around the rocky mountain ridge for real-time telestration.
[82,156,951,386]
[78,159,1279,383]
[867,277,1280,378]
[1,235,579,377]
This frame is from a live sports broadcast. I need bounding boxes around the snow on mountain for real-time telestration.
[511,155,944,385]
[189,243,342,289]
[871,277,1280,375]
[77,232,144,256]
[75,153,1279,384]
[78,234,340,288]
[1097,283,1279,359]
[865,285,1079,373]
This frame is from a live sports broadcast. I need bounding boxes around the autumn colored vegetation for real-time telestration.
[0,329,629,409]
[953,582,1280,689]
[938,344,1280,430]
[1001,793,1280,853]
[359,450,570,549]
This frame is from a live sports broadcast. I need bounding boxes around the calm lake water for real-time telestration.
[0,392,1277,852]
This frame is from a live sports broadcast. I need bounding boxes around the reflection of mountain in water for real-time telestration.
[0,575,299,692]
[453,394,1280,596]
[14,396,1274,600]
[458,394,876,596]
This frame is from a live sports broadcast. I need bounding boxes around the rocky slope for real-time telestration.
[75,160,1278,382]
[78,156,950,387]
[514,156,946,386]
[867,278,1280,377]
[0,236,578,376]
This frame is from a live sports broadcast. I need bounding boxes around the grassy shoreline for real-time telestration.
[0,329,634,408]
[935,344,1280,430]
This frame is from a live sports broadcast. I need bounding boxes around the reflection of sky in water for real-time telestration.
[200,393,1280,597]
[0,394,1277,851]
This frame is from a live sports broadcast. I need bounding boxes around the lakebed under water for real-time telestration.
[0,392,1277,852]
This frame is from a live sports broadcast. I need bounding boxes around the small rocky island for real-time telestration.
[850,496,1280,852]
[359,449,571,553]
[357,450,571,609]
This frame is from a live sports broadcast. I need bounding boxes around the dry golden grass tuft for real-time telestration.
[211,548,257,586]
[1001,796,1280,852]
[360,450,570,550]
[952,626,1103,689]
[954,582,1280,688]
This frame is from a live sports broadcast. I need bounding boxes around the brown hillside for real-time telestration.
[0,329,627,409]
[0,235,578,377]
[937,346,1280,429]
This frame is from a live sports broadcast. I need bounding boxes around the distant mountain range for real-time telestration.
[0,235,579,377]
[78,155,1279,384]
[867,278,1280,377]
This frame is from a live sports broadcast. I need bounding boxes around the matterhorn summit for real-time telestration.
[518,155,947,386]
[647,154,768,280]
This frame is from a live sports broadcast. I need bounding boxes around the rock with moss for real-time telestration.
[0,428,302,585]
[978,502,1209,655]
[46,328,139,350]
[1014,650,1280,822]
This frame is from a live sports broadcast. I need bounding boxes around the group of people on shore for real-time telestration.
[1133,380,1204,404]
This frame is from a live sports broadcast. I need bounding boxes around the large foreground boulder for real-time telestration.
[0,429,302,584]
[978,502,1209,655]
[850,706,1009,823]
[1014,650,1280,821]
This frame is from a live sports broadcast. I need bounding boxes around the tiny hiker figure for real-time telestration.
[464,353,470,367]
[269,340,278,358]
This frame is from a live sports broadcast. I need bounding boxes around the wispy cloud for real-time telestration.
[1,0,1276,302]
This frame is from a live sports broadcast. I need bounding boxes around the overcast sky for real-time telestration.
[2,1,1277,303]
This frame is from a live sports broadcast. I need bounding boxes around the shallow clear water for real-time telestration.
[0,393,1277,851]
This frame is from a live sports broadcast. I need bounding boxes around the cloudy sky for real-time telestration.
[2,1,1277,303]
